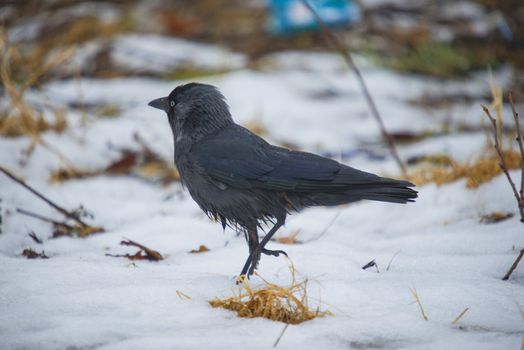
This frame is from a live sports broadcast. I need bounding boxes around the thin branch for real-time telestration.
[17,208,75,230]
[0,166,88,227]
[302,0,407,177]
[483,100,524,280]
[509,91,524,213]
[502,248,524,281]
[482,106,524,221]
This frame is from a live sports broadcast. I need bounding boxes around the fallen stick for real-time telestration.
[0,166,88,227]
[302,0,407,177]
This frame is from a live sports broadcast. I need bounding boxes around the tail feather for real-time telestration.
[306,179,418,206]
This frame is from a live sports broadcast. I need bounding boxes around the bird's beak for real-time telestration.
[148,97,168,111]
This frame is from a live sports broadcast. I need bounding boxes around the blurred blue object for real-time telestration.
[269,0,361,35]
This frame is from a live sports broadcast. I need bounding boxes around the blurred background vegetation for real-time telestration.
[2,0,522,92]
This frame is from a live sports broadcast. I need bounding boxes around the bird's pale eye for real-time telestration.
[170,101,175,107]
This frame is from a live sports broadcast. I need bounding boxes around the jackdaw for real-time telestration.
[149,83,417,278]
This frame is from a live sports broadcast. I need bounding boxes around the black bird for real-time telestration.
[149,83,417,278]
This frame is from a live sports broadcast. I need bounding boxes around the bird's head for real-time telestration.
[148,83,234,143]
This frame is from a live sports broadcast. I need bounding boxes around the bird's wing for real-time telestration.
[192,136,392,192]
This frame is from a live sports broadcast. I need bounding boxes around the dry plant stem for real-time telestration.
[176,290,191,300]
[273,323,289,348]
[17,208,75,230]
[451,307,470,324]
[409,288,428,321]
[482,106,524,221]
[0,166,88,227]
[502,248,524,281]
[302,0,407,177]
[509,92,524,217]
[386,250,401,271]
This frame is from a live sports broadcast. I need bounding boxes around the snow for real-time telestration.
[110,34,247,74]
[1,45,523,350]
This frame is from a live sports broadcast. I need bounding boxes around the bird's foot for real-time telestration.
[237,252,260,284]
[261,248,288,257]
[248,251,261,276]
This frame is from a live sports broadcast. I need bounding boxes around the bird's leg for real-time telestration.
[246,226,261,274]
[240,218,285,278]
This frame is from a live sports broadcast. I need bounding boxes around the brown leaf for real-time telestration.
[189,245,210,253]
[105,151,137,174]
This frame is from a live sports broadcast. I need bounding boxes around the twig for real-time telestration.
[0,166,88,227]
[502,248,524,281]
[17,208,76,231]
[483,103,524,280]
[302,0,407,177]
[273,323,289,347]
[509,92,524,218]
[409,287,428,321]
[27,230,43,244]
[482,106,524,221]
[451,307,470,325]
[106,238,163,261]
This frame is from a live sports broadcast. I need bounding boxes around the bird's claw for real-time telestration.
[262,248,288,257]
[236,274,248,285]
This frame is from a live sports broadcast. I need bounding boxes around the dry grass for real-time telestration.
[409,77,522,190]
[409,287,428,321]
[26,16,126,66]
[52,222,105,238]
[408,149,521,188]
[0,29,71,138]
[451,307,469,325]
[209,266,331,324]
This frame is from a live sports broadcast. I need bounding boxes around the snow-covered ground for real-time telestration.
[1,39,523,350]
